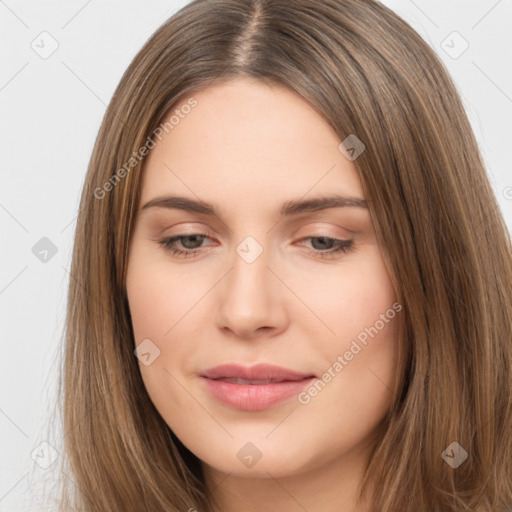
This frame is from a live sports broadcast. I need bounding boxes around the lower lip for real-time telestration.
[201,377,316,411]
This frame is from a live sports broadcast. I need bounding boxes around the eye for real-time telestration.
[297,236,354,259]
[158,233,213,258]
[158,233,354,259]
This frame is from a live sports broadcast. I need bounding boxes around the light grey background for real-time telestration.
[1,1,511,510]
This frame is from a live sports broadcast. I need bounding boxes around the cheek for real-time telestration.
[290,249,400,424]
[292,246,400,411]
[126,256,202,417]
[126,252,217,398]
[127,276,168,346]
[290,245,398,347]
[126,255,209,343]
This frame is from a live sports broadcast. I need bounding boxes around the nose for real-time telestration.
[214,246,287,339]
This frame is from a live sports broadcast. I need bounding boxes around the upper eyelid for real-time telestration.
[160,229,350,239]
[158,221,355,238]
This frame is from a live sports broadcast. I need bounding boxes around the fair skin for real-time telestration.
[125,78,400,512]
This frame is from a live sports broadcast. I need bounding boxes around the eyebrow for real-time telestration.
[141,194,368,217]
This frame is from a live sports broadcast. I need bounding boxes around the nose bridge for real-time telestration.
[214,234,285,336]
[228,236,273,309]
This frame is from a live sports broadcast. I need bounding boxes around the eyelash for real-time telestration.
[158,233,354,259]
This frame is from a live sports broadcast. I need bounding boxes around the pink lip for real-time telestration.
[200,364,316,411]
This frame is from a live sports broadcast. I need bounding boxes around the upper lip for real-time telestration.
[200,364,315,382]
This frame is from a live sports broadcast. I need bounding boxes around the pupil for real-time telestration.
[312,237,333,250]
[182,235,203,249]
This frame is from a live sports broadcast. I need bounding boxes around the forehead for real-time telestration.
[139,78,364,210]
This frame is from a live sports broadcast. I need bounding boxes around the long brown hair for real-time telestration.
[56,0,512,510]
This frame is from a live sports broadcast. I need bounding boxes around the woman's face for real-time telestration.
[126,78,400,482]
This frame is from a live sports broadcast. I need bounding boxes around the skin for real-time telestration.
[125,77,400,512]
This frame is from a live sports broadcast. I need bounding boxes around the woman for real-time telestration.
[58,0,512,510]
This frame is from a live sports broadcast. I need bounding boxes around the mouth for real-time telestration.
[200,364,316,411]
[212,377,293,385]
[200,363,315,382]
